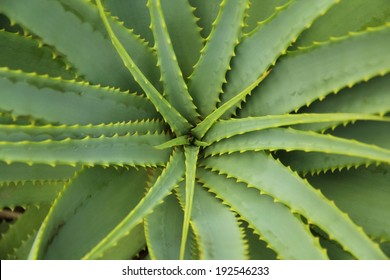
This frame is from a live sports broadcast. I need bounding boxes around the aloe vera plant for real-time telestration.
[0,0,389,260]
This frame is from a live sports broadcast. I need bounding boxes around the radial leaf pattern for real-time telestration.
[0,0,389,259]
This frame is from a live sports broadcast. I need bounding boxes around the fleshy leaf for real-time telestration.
[0,68,158,125]
[0,30,75,79]
[82,149,185,259]
[204,113,387,143]
[28,167,148,259]
[0,162,79,184]
[0,0,160,90]
[145,193,191,260]
[188,0,248,117]
[205,128,390,165]
[240,24,390,117]
[293,0,390,49]
[177,181,247,260]
[103,0,154,45]
[180,146,199,259]
[244,0,289,34]
[220,0,339,117]
[308,165,390,242]
[189,0,221,39]
[198,168,327,259]
[0,181,64,209]
[160,0,203,80]
[96,0,191,135]
[203,151,387,259]
[0,120,165,142]
[0,205,50,259]
[149,0,199,123]
[296,75,390,131]
[0,132,171,167]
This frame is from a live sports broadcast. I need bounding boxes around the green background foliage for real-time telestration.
[0,0,389,259]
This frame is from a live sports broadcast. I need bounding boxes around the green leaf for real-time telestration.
[278,151,375,176]
[177,181,247,260]
[205,128,390,165]
[240,24,390,117]
[160,0,203,80]
[154,136,189,150]
[188,0,248,117]
[82,149,185,259]
[203,151,387,259]
[0,162,79,184]
[145,193,191,260]
[293,0,390,49]
[0,205,50,259]
[244,0,289,34]
[180,146,199,259]
[0,120,166,142]
[296,75,390,131]
[204,113,387,143]
[149,0,199,123]
[330,121,390,149]
[198,168,327,259]
[0,30,75,79]
[221,0,339,117]
[0,68,158,125]
[189,0,221,39]
[98,223,146,260]
[0,132,171,167]
[28,167,148,259]
[0,0,159,90]
[307,165,390,242]
[0,181,64,209]
[279,120,390,174]
[96,0,192,135]
[103,0,154,46]
[192,71,269,139]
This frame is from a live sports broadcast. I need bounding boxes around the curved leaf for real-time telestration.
[244,0,289,34]
[220,0,339,117]
[205,128,390,165]
[0,30,75,78]
[189,0,221,39]
[0,0,159,90]
[188,0,248,117]
[160,0,203,80]
[0,162,78,184]
[308,165,390,242]
[97,0,191,135]
[0,181,64,209]
[297,75,390,131]
[293,0,390,49]
[198,168,327,259]
[0,120,165,142]
[0,68,158,125]
[149,0,199,122]
[28,167,148,259]
[145,193,191,260]
[177,181,247,260]
[204,113,387,143]
[240,24,390,117]
[82,149,185,259]
[203,151,387,259]
[0,205,50,259]
[180,146,199,259]
[0,132,171,167]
